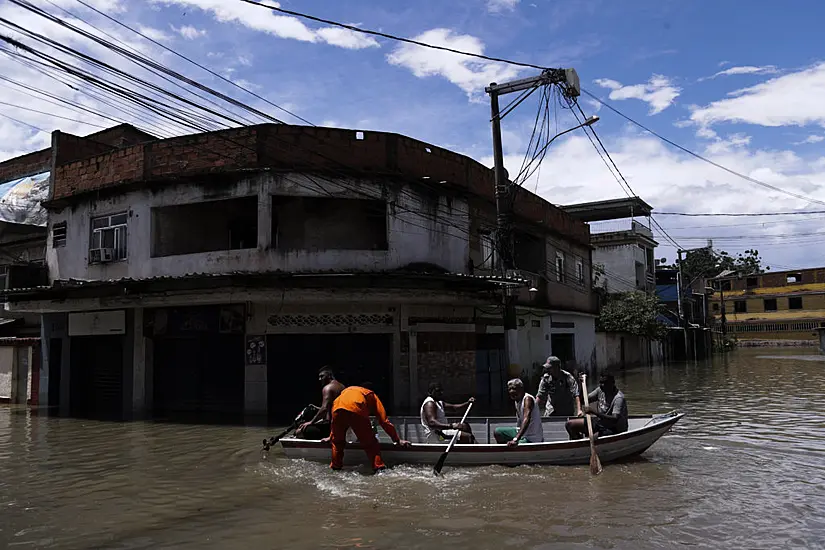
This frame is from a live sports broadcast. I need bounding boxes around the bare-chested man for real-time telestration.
[296,366,345,440]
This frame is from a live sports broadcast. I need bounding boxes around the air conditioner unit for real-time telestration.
[89,248,116,263]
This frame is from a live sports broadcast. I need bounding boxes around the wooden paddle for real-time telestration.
[581,374,603,475]
[433,401,474,476]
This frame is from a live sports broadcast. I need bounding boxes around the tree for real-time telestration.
[665,248,768,285]
[598,291,669,340]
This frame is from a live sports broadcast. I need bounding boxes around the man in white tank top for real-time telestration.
[420,382,475,443]
[493,378,544,445]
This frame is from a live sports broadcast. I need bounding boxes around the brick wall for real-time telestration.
[0,148,51,183]
[415,332,476,404]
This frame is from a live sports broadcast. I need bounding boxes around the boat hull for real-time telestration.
[280,412,683,467]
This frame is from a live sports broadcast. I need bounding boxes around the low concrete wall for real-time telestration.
[596,332,662,369]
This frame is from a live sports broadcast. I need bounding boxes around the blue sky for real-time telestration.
[2,0,825,269]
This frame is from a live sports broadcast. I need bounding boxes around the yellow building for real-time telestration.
[711,267,825,342]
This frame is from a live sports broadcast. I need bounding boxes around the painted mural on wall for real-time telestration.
[0,172,49,227]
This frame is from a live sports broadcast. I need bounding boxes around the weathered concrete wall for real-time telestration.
[596,332,661,369]
[551,312,596,372]
[46,172,470,281]
[0,346,13,398]
[593,243,640,293]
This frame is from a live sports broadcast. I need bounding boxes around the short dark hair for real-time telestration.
[599,372,616,385]
[428,382,442,394]
[319,366,335,378]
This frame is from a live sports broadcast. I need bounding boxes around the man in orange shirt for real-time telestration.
[322,386,411,472]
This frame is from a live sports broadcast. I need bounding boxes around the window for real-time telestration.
[734,300,747,313]
[712,303,720,312]
[789,297,803,310]
[576,258,584,285]
[720,280,732,291]
[151,197,258,257]
[747,277,758,288]
[52,222,67,248]
[0,265,7,290]
[272,196,388,251]
[787,273,802,284]
[531,320,540,328]
[90,212,127,263]
[555,251,565,283]
[479,230,496,270]
[764,298,777,312]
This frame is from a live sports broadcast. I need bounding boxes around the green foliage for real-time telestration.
[598,291,669,340]
[664,248,768,284]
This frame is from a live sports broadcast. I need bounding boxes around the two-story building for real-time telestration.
[712,267,825,343]
[2,124,596,422]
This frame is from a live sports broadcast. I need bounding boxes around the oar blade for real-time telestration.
[433,452,448,476]
[589,449,603,475]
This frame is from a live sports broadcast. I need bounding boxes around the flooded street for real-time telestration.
[2,349,824,549]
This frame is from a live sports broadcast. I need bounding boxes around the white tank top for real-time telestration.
[516,393,545,443]
[420,396,448,440]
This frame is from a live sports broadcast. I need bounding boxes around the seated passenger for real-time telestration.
[565,373,628,440]
[420,382,475,443]
[494,378,544,446]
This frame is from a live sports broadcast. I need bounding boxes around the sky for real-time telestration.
[1,0,825,270]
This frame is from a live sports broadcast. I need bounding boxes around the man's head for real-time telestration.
[428,382,444,401]
[543,356,562,376]
[599,372,617,393]
[507,378,526,401]
[318,367,335,385]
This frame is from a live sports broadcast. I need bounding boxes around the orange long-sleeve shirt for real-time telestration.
[332,386,400,443]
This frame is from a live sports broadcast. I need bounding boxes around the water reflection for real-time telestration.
[1,349,824,549]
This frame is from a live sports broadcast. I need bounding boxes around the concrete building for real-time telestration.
[712,267,825,344]
[2,124,597,422]
[562,197,663,368]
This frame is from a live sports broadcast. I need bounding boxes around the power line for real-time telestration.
[657,210,825,217]
[74,0,313,125]
[0,99,108,128]
[582,88,825,208]
[236,0,548,70]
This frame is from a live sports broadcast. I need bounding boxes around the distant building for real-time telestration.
[561,197,662,368]
[712,267,825,343]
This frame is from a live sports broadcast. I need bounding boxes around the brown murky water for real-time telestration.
[2,348,824,549]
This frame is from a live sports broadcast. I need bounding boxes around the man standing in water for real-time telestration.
[322,386,411,472]
[493,379,544,446]
[535,356,581,418]
[565,372,628,440]
[296,367,345,440]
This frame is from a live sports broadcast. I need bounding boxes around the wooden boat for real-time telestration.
[280,411,684,467]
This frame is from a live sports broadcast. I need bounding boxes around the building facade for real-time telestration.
[3,124,596,422]
[712,267,825,343]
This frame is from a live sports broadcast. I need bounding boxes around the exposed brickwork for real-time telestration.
[48,124,589,245]
[415,332,476,403]
[54,131,120,166]
[725,267,825,291]
[0,149,51,183]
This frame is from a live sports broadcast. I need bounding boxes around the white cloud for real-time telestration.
[690,63,825,129]
[487,0,519,13]
[794,135,825,145]
[593,74,680,115]
[386,28,521,101]
[476,129,825,266]
[700,65,778,81]
[174,25,207,39]
[151,0,379,49]
[137,25,172,42]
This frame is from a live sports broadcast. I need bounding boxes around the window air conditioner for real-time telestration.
[90,248,116,263]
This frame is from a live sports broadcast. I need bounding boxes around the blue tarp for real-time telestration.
[656,284,678,302]
[0,172,49,227]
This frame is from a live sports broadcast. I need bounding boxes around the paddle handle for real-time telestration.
[581,375,597,444]
[443,401,473,454]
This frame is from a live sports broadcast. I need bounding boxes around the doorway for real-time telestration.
[266,333,392,423]
[550,333,576,365]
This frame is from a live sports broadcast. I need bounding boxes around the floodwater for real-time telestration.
[2,349,824,549]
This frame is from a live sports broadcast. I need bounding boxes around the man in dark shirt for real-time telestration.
[565,372,628,440]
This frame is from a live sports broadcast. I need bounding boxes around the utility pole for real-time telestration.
[676,249,689,360]
[485,68,581,378]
